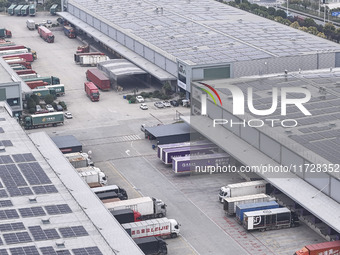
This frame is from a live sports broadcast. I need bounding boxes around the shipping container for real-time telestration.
[79,55,109,66]
[92,185,128,200]
[14,5,23,16]
[86,69,110,90]
[29,3,36,16]
[64,152,93,168]
[18,73,38,80]
[51,135,82,154]
[23,112,64,129]
[44,84,65,96]
[38,26,54,43]
[3,53,34,62]
[163,144,218,164]
[243,207,299,231]
[74,52,105,63]
[110,208,141,224]
[172,153,229,174]
[32,87,53,98]
[26,80,48,89]
[50,4,58,15]
[24,76,60,85]
[294,240,340,255]
[134,237,168,255]
[21,5,29,16]
[236,201,279,223]
[8,4,17,15]
[223,193,272,216]
[15,69,36,75]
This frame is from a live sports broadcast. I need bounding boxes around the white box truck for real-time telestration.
[218,180,268,202]
[79,55,109,66]
[26,19,35,30]
[105,197,166,220]
[223,193,273,216]
[122,218,180,239]
[64,152,94,168]
[79,170,107,186]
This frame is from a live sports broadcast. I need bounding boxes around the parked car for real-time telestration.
[140,103,148,110]
[170,100,179,107]
[162,100,171,107]
[46,104,54,112]
[55,105,63,111]
[154,101,164,108]
[64,112,73,119]
[136,96,144,103]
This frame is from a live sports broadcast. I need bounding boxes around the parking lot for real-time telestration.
[0,12,327,255]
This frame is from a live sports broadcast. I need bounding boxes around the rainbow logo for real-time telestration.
[198,82,222,106]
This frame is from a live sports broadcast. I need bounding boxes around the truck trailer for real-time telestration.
[27,19,35,30]
[18,73,38,80]
[78,170,107,186]
[223,193,273,216]
[158,140,214,159]
[74,52,105,63]
[122,218,180,239]
[243,207,299,231]
[29,3,36,16]
[294,240,340,255]
[172,153,230,174]
[111,209,141,224]
[85,82,99,101]
[3,53,34,62]
[24,76,60,85]
[5,59,32,69]
[92,185,128,200]
[79,55,109,66]
[7,4,17,15]
[16,69,36,75]
[64,152,93,168]
[23,112,64,129]
[50,4,58,15]
[32,87,55,99]
[38,26,54,43]
[163,144,218,165]
[86,69,110,90]
[134,237,168,255]
[219,180,268,202]
[0,28,12,38]
[26,80,48,89]
[21,5,29,16]
[63,26,76,38]
[14,5,23,16]
[45,84,65,96]
[236,201,279,223]
[105,197,166,220]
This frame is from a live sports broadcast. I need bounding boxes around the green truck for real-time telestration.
[32,84,65,98]
[29,3,36,16]
[23,76,60,85]
[23,112,64,129]
[21,5,29,16]
[14,5,23,16]
[0,28,12,38]
[50,4,58,15]
[7,4,17,15]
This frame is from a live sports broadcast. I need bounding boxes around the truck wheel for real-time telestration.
[170,233,177,238]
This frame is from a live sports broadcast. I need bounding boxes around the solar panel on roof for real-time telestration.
[0,141,12,147]
[0,249,7,255]
[0,190,8,198]
[19,162,51,185]
[40,247,71,255]
[59,226,88,238]
[72,247,103,255]
[0,200,12,208]
[0,209,19,220]
[11,154,35,163]
[3,232,32,244]
[9,246,39,255]
[18,207,46,218]
[0,156,12,164]
[0,223,25,232]
[28,226,60,241]
[7,187,33,197]
[0,128,4,133]
[45,204,72,215]
[32,185,58,195]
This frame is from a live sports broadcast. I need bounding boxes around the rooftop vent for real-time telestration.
[192,46,198,51]
[329,123,336,128]
[335,82,340,87]
[56,240,65,248]
[28,196,37,203]
[301,85,308,88]
[267,91,272,95]
[285,129,292,134]
[0,146,5,152]
[203,31,209,34]
[41,218,50,224]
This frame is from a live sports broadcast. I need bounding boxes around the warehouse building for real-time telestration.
[0,105,143,255]
[59,0,340,97]
[185,68,340,239]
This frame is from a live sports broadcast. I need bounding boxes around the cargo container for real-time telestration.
[32,87,55,99]
[14,5,23,16]
[110,209,141,224]
[38,26,54,43]
[163,145,218,165]
[85,82,99,101]
[219,180,268,202]
[0,28,12,38]
[92,185,128,200]
[134,237,168,255]
[24,76,60,85]
[172,153,229,174]
[223,193,272,216]
[96,191,120,200]
[79,55,109,66]
[74,52,105,63]
[7,4,17,15]
[26,80,48,89]
[158,140,214,160]
[105,197,166,220]
[64,152,93,168]
[50,4,58,15]
[0,45,27,51]
[10,64,27,70]
[21,5,29,16]
[63,26,76,38]
[122,218,180,239]
[3,53,34,62]
[236,201,279,223]
[29,3,36,16]
[23,112,64,129]
[243,207,299,231]
[27,19,35,30]
[78,170,107,186]
[51,135,82,154]
[18,73,38,80]
[45,84,65,96]
[0,46,37,60]
[294,240,340,255]
[15,69,36,75]
[0,49,34,59]
[86,69,110,90]
[8,60,32,69]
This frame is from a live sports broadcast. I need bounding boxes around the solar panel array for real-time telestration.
[71,0,340,65]
[215,72,340,163]
[59,226,88,238]
[0,141,12,147]
[40,247,71,255]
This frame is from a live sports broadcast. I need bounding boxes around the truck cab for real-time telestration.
[168,219,180,238]
[153,197,167,217]
[219,186,230,202]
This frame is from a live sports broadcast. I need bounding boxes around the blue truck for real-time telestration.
[236,201,279,223]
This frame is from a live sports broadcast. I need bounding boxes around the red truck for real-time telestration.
[64,26,76,38]
[38,26,54,43]
[86,69,110,91]
[84,82,99,101]
[0,45,26,51]
[295,240,340,255]
[16,69,36,75]
[110,209,141,224]
[3,53,34,62]
[26,80,48,89]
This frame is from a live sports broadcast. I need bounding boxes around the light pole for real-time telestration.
[287,0,289,16]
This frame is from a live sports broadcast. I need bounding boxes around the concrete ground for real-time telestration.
[0,12,327,255]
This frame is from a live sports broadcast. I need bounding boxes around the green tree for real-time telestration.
[301,0,311,9]
[162,83,172,95]
[276,10,287,19]
[298,26,309,32]
[267,7,276,16]
[317,32,326,38]
[308,26,318,35]
[27,98,36,110]
[30,94,40,105]
[324,22,336,39]
[290,21,300,29]
[44,94,54,104]
[304,18,317,28]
